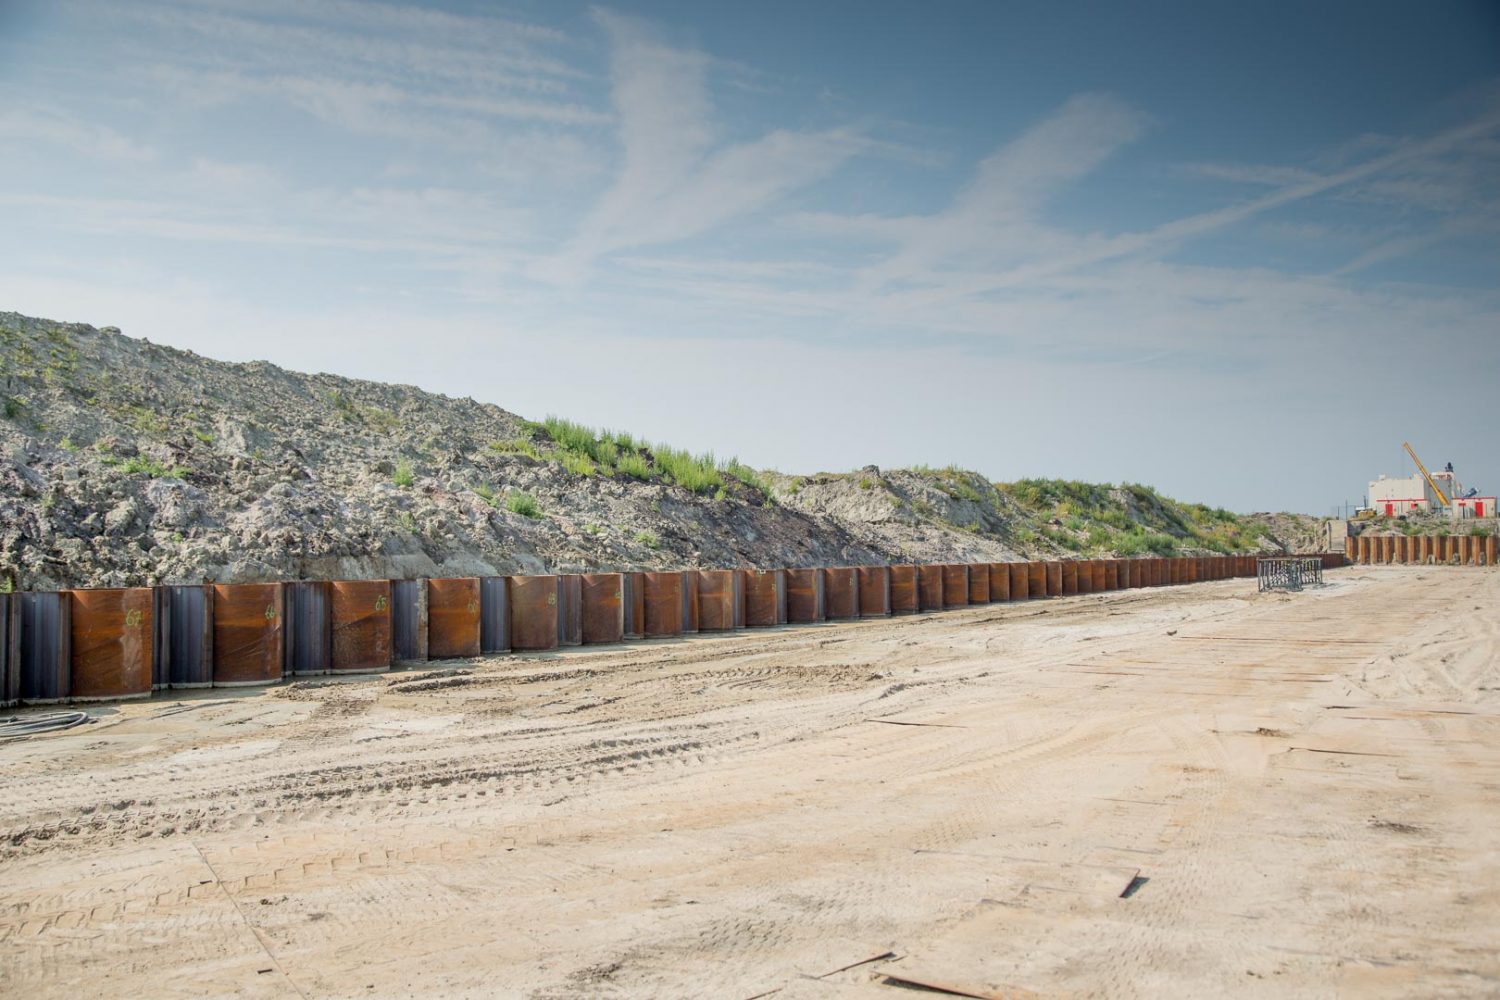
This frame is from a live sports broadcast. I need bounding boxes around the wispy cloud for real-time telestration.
[93,0,608,144]
[531,10,864,283]
[0,108,157,162]
[860,93,1149,291]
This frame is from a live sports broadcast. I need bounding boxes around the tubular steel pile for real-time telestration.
[1256,557,1326,593]
[0,553,1348,708]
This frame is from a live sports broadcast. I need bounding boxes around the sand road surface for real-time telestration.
[2,567,1497,998]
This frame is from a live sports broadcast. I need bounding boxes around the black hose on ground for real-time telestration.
[0,711,91,741]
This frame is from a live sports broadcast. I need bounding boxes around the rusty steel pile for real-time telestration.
[1346,533,1496,566]
[0,554,1354,707]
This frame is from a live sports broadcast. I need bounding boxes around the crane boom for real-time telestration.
[1403,441,1450,507]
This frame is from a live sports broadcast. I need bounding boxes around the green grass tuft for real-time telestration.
[505,491,541,518]
[113,455,184,479]
[614,452,651,480]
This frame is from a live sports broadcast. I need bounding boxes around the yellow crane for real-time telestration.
[1402,441,1450,508]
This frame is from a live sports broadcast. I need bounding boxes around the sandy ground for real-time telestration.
[2,567,1497,999]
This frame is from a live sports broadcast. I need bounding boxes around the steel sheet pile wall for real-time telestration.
[0,594,15,707]
[697,570,740,632]
[427,578,481,660]
[823,568,860,621]
[70,588,153,701]
[479,577,511,654]
[283,581,331,677]
[15,551,1362,704]
[742,570,787,626]
[510,576,559,652]
[212,584,282,687]
[1344,534,1500,566]
[332,580,392,672]
[856,566,890,618]
[918,565,944,612]
[16,593,70,704]
[889,565,919,615]
[785,569,825,623]
[642,572,683,637]
[581,574,625,645]
[942,565,969,608]
[158,584,213,688]
[390,579,428,663]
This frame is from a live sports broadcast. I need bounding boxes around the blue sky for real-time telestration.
[2,0,1497,514]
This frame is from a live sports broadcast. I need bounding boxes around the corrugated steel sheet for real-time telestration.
[918,565,944,612]
[785,569,825,623]
[1009,562,1028,601]
[823,568,859,621]
[679,571,699,634]
[968,564,991,604]
[157,585,212,688]
[510,575,559,651]
[942,565,969,608]
[623,572,645,638]
[581,573,625,645]
[643,572,683,637]
[889,565,919,615]
[69,588,153,701]
[391,579,428,663]
[558,575,583,647]
[987,563,1009,602]
[17,592,70,704]
[0,594,16,707]
[697,570,738,632]
[857,566,891,617]
[283,581,332,677]
[1046,561,1063,597]
[428,578,481,660]
[331,580,392,672]
[1062,561,1078,596]
[212,583,283,687]
[741,569,786,627]
[479,577,511,654]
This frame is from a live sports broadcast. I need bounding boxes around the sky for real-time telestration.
[1,0,1497,515]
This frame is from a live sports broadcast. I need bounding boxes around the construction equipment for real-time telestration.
[1402,441,1450,508]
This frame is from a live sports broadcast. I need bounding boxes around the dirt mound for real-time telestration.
[0,311,1326,589]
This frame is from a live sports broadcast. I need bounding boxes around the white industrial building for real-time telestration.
[1369,463,1493,518]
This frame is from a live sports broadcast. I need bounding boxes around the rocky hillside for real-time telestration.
[0,312,1327,590]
